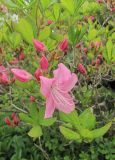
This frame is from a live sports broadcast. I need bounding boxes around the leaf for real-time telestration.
[53,3,60,21]
[88,29,97,40]
[15,80,35,89]
[91,122,112,139]
[59,110,81,130]
[39,26,51,41]
[106,39,113,61]
[28,125,42,138]
[14,18,34,44]
[38,108,56,126]
[68,26,77,45]
[1,0,18,8]
[61,0,75,15]
[41,0,51,10]
[19,113,34,124]
[79,108,96,130]
[59,126,82,142]
[79,129,93,141]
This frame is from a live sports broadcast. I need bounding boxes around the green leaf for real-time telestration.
[28,103,39,124]
[53,3,60,21]
[1,0,18,8]
[68,26,77,45]
[14,18,34,44]
[15,80,35,89]
[60,126,82,142]
[38,108,56,126]
[79,108,96,130]
[19,113,34,124]
[91,122,112,139]
[79,129,93,141]
[61,0,75,15]
[106,39,113,61]
[88,29,97,40]
[41,0,51,10]
[39,26,51,41]
[59,110,81,130]
[28,125,42,138]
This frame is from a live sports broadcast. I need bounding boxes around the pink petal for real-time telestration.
[40,76,53,98]
[62,73,78,92]
[52,90,75,113]
[11,69,32,82]
[53,63,71,83]
[45,94,55,118]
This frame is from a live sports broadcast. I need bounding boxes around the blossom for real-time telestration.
[0,65,9,84]
[77,64,87,75]
[59,38,68,52]
[40,55,49,71]
[33,39,46,52]
[40,63,78,118]
[11,68,32,82]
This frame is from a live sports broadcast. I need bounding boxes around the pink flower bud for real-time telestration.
[19,52,26,60]
[40,55,49,71]
[12,114,20,125]
[34,68,42,81]
[47,20,53,25]
[77,64,87,75]
[95,58,101,65]
[75,42,82,48]
[29,96,36,102]
[111,8,115,12]
[92,60,96,66]
[97,0,103,4]
[83,48,88,54]
[33,39,46,52]
[11,68,33,82]
[59,38,68,52]
[9,58,19,65]
[97,54,103,60]
[4,117,11,126]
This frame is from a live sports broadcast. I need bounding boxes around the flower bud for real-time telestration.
[19,52,26,60]
[40,55,49,71]
[30,96,36,102]
[34,68,42,81]
[4,117,11,126]
[33,39,46,52]
[59,38,68,52]
[77,64,87,75]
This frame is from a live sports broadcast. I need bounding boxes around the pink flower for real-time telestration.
[34,68,42,81]
[59,38,68,52]
[40,63,78,118]
[4,117,11,126]
[33,39,46,52]
[19,52,26,60]
[40,55,49,71]
[29,96,36,103]
[47,20,53,25]
[0,65,9,84]
[77,64,87,75]
[11,68,33,82]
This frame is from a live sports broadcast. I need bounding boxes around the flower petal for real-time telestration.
[40,76,53,98]
[52,90,75,113]
[45,94,55,118]
[53,63,71,83]
[62,73,78,91]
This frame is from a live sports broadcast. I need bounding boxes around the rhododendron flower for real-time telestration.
[33,39,46,52]
[59,38,68,52]
[77,64,87,75]
[40,63,78,118]
[34,68,42,81]
[0,65,9,84]
[11,68,32,82]
[40,55,49,71]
